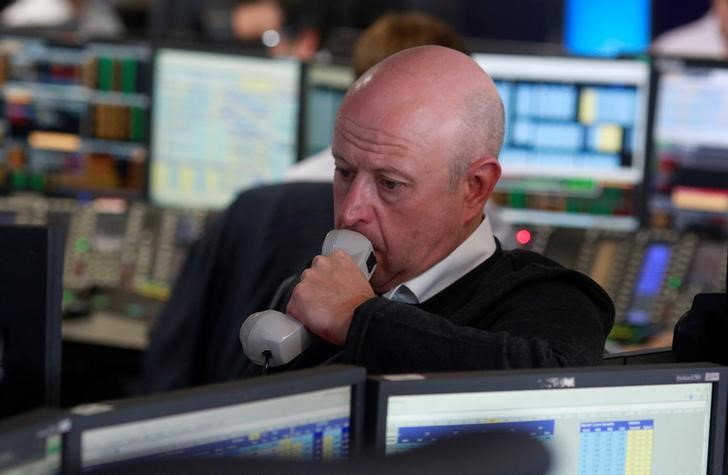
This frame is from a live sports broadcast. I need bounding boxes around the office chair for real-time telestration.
[673,293,728,366]
[672,250,728,366]
[142,182,334,393]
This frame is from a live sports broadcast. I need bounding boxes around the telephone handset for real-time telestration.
[239,230,377,368]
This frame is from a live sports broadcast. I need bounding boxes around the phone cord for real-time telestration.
[262,350,273,375]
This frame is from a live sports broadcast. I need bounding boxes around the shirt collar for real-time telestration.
[383,216,497,303]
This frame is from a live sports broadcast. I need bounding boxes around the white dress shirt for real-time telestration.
[383,217,497,303]
[284,146,335,182]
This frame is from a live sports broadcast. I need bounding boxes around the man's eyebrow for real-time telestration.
[333,154,413,181]
[333,154,351,167]
[371,165,413,181]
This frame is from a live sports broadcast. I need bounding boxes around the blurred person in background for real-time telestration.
[1,0,123,35]
[149,0,277,40]
[148,0,328,60]
[652,0,728,58]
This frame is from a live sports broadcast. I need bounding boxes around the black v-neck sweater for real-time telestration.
[274,243,615,376]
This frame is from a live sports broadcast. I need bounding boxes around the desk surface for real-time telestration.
[62,311,149,350]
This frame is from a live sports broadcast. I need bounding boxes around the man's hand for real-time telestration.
[286,250,375,345]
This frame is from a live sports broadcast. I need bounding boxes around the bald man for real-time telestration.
[273,46,614,374]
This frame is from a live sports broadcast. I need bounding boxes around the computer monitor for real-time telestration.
[0,226,64,419]
[564,0,651,57]
[150,45,302,209]
[63,365,365,472]
[649,57,728,234]
[302,61,353,158]
[368,364,727,475]
[0,409,70,475]
[0,34,152,199]
[473,53,650,231]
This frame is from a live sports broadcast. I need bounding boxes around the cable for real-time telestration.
[262,350,273,375]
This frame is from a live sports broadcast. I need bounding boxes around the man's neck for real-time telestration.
[383,216,496,303]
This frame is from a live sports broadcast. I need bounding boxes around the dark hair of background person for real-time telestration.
[351,11,468,78]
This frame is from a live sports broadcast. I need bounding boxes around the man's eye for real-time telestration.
[336,168,353,179]
[380,178,401,191]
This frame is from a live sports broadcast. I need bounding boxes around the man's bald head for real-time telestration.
[339,45,505,190]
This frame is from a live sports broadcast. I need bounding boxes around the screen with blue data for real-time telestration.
[80,386,351,471]
[473,54,649,230]
[622,242,672,326]
[564,0,651,57]
[649,58,728,234]
[385,381,715,474]
[150,48,300,209]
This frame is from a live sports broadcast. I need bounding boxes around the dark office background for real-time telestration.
[114,0,714,47]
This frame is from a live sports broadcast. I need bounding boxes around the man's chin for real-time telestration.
[369,270,401,296]
[369,274,390,295]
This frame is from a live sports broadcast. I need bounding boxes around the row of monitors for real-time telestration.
[1,364,727,474]
[309,54,728,236]
[0,34,727,233]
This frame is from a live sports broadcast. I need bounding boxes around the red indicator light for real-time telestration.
[516,229,532,245]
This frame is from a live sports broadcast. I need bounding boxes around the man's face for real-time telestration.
[331,110,468,294]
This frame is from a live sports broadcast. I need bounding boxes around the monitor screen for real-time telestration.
[0,410,69,475]
[150,46,301,209]
[0,35,151,199]
[303,62,352,158]
[649,57,728,234]
[564,0,651,57]
[369,365,727,475]
[64,365,364,472]
[473,53,650,230]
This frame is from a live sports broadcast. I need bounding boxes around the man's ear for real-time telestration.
[463,157,501,221]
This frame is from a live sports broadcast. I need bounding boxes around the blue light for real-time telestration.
[565,0,651,57]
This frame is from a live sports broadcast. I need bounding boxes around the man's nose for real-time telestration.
[338,177,373,228]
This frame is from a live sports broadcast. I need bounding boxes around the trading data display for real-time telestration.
[650,58,728,234]
[0,36,151,198]
[385,382,714,475]
[150,48,300,209]
[474,54,649,230]
[80,386,351,472]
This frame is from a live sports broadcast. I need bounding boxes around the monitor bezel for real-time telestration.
[366,363,727,475]
[63,364,365,472]
[650,55,728,76]
[0,409,70,472]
